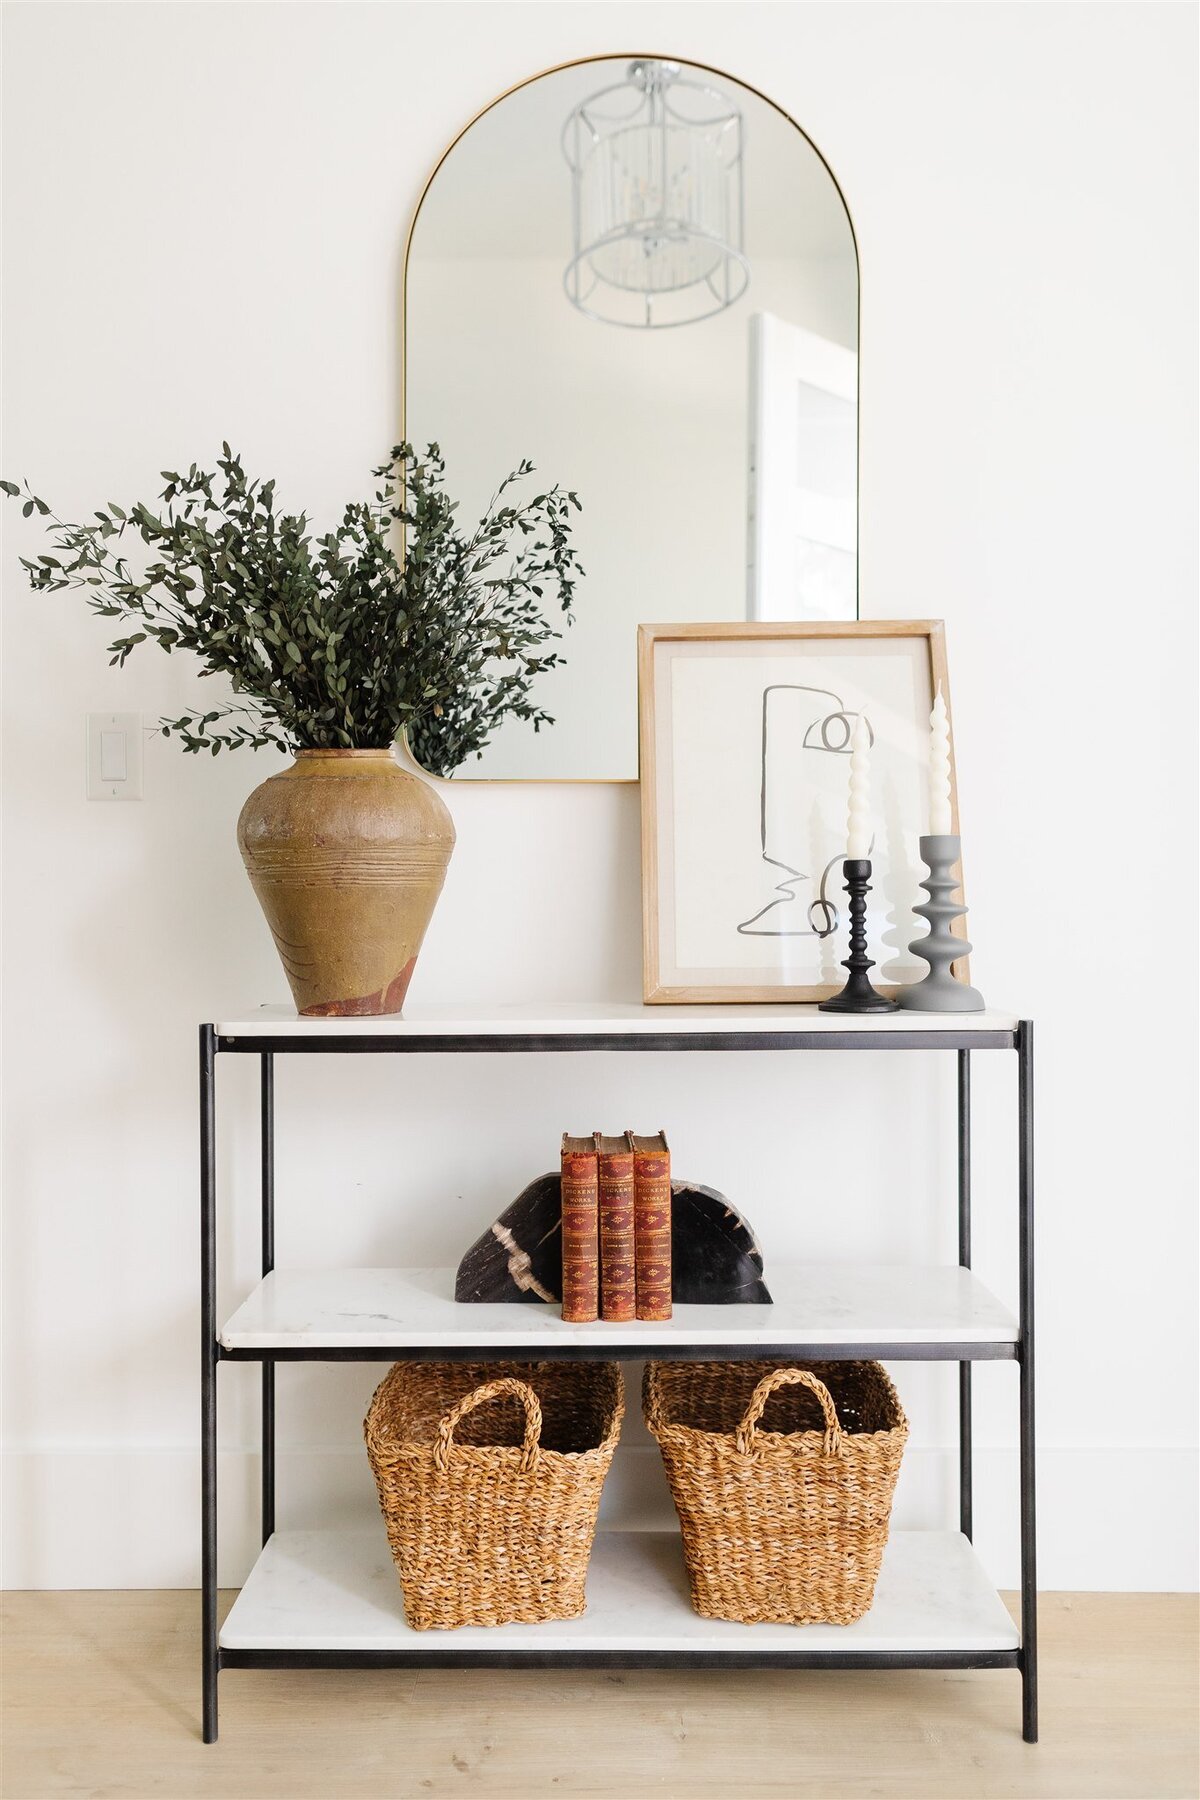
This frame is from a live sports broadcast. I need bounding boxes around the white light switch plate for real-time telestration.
[87,712,143,800]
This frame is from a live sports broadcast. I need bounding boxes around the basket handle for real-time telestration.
[735,1368,843,1458]
[434,1378,543,1475]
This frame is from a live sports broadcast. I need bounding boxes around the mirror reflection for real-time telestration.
[405,57,858,779]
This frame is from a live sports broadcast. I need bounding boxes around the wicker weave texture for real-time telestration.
[365,1360,624,1631]
[644,1360,908,1626]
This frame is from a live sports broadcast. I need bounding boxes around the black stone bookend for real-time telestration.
[455,1173,563,1305]
[670,1183,771,1304]
[454,1175,772,1305]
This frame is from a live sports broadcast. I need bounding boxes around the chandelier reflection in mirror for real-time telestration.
[562,60,749,329]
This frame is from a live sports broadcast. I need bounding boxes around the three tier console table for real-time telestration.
[199,1002,1036,1743]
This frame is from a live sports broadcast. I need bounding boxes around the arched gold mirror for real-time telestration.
[404,56,858,780]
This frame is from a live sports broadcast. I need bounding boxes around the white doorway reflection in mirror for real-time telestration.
[748,314,858,623]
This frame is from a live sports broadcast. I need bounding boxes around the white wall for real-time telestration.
[2,1,1196,1591]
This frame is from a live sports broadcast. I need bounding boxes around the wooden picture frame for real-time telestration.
[639,621,965,1004]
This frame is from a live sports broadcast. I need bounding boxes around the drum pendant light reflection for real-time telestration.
[562,60,749,329]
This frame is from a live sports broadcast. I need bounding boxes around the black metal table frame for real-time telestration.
[199,1020,1036,1745]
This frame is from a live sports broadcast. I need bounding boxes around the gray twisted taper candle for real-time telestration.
[896,834,985,1013]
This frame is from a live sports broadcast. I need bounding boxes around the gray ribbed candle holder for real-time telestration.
[896,834,986,1013]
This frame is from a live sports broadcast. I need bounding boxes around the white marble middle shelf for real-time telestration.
[220,1527,1019,1654]
[219,1264,1018,1353]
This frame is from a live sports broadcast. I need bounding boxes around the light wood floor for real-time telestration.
[2,1590,1196,1800]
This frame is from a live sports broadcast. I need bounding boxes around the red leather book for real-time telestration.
[560,1134,599,1323]
[628,1131,672,1321]
[595,1133,636,1323]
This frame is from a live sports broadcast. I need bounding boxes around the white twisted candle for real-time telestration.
[846,713,872,859]
[929,685,953,837]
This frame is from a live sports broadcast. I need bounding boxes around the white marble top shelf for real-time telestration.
[219,1264,1018,1354]
[220,1527,1019,1655]
[213,999,1021,1039]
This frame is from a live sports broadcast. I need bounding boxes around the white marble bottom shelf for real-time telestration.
[220,1528,1019,1654]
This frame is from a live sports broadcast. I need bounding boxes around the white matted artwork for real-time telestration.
[639,622,963,1003]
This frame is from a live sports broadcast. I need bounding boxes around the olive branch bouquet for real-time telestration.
[3,442,582,777]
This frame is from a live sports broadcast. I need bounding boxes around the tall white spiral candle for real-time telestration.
[929,685,953,837]
[846,713,872,859]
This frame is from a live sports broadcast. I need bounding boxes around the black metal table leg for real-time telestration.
[1018,1021,1038,1743]
[261,1052,276,1546]
[200,1025,219,1744]
[957,1050,973,1540]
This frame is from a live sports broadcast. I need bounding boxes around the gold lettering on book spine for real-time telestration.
[560,1146,599,1323]
[633,1141,673,1321]
[597,1136,636,1323]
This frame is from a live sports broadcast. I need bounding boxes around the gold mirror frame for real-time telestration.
[401,54,861,784]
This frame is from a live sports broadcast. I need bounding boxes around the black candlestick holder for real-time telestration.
[818,858,898,1014]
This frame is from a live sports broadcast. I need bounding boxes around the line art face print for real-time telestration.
[736,684,874,939]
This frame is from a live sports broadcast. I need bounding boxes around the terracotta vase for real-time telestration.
[237,748,455,1018]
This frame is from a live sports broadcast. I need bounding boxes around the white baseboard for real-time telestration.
[3,1444,1196,1592]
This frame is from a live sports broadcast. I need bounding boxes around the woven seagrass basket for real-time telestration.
[644,1359,908,1626]
[365,1359,624,1630]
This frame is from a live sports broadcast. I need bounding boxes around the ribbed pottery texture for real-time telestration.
[644,1360,908,1626]
[237,748,454,1018]
[365,1360,624,1631]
